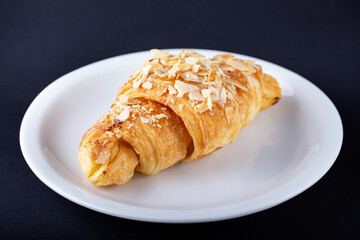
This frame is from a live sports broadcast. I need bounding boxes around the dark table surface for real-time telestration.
[1,0,359,239]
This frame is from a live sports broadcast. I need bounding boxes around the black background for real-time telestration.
[1,0,359,239]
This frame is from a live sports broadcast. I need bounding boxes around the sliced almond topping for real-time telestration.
[155,113,168,119]
[178,63,191,72]
[174,80,189,97]
[244,59,256,66]
[168,85,177,95]
[117,108,130,122]
[187,83,199,91]
[194,101,208,113]
[200,58,212,69]
[178,104,184,110]
[203,81,216,86]
[132,79,142,88]
[180,49,201,58]
[117,94,128,104]
[224,59,247,71]
[223,78,248,92]
[192,64,201,72]
[220,87,227,104]
[225,59,256,74]
[150,63,163,71]
[215,75,223,84]
[168,58,180,67]
[160,59,168,66]
[201,89,211,99]
[247,75,260,88]
[142,81,152,89]
[150,58,159,64]
[213,54,236,60]
[185,57,198,65]
[140,117,150,123]
[168,60,180,77]
[207,97,213,110]
[210,87,219,97]
[127,98,141,105]
[189,90,205,101]
[151,49,169,59]
[174,80,199,98]
[206,69,216,81]
[95,149,110,164]
[141,65,152,76]
[181,71,201,82]
[217,67,227,77]
[225,107,234,122]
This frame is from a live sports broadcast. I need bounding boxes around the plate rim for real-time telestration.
[19,48,343,223]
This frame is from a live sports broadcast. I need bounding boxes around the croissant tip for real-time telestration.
[272,96,281,105]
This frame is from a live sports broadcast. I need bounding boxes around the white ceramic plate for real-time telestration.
[19,49,343,223]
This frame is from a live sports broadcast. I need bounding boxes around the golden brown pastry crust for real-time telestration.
[78,50,281,186]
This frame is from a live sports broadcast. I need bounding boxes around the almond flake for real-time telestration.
[223,78,248,92]
[181,71,201,82]
[192,64,201,72]
[247,75,260,88]
[213,54,236,61]
[201,89,211,99]
[220,87,227,104]
[141,65,152,76]
[215,75,223,84]
[179,104,184,110]
[202,81,216,85]
[142,81,152,89]
[194,101,208,113]
[185,57,198,65]
[207,97,213,110]
[200,58,212,69]
[217,67,227,77]
[117,108,130,122]
[178,63,191,72]
[140,117,150,123]
[127,98,141,105]
[189,90,205,101]
[186,83,199,91]
[160,59,168,66]
[168,85,177,95]
[95,149,110,164]
[117,94,128,104]
[174,80,199,98]
[206,69,216,81]
[155,113,168,119]
[225,59,256,74]
[210,87,219,97]
[225,107,234,122]
[132,79,142,88]
[168,60,180,77]
[151,49,169,59]
[244,59,256,66]
[150,63,163,71]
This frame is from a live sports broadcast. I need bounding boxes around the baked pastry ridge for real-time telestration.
[78,49,281,186]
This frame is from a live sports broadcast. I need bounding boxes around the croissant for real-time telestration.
[78,49,281,186]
